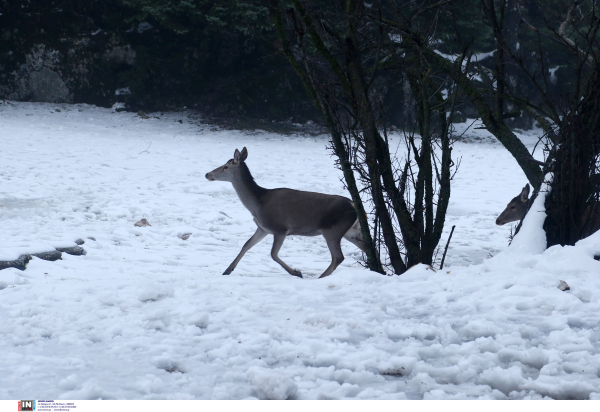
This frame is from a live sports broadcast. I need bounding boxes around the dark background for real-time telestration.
[0,0,572,129]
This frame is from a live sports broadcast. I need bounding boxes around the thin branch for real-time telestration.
[139,141,152,154]
[439,225,455,270]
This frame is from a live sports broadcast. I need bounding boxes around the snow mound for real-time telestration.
[247,367,298,400]
[1,101,599,399]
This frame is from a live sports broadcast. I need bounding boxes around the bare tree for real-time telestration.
[270,0,458,274]
[479,0,600,245]
[366,0,600,246]
[268,0,600,272]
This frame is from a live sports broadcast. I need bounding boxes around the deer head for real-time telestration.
[496,184,530,226]
[205,147,248,182]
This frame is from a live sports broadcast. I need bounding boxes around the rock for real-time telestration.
[179,233,192,240]
[31,250,62,261]
[558,280,570,291]
[88,237,96,241]
[0,254,32,271]
[75,238,85,245]
[134,218,151,227]
[112,102,127,112]
[24,67,72,103]
[11,45,74,104]
[103,45,136,66]
[0,245,88,271]
[56,246,86,256]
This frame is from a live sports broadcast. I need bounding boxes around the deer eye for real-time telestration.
[224,166,228,170]
[510,206,515,210]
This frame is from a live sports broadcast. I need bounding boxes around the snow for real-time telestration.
[549,66,560,85]
[1,101,600,400]
[434,50,498,85]
[114,88,130,96]
[137,22,153,33]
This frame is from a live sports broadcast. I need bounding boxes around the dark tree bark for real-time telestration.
[272,0,457,274]
[272,0,384,274]
[544,70,600,246]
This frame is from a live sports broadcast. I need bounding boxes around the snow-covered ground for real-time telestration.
[1,101,599,400]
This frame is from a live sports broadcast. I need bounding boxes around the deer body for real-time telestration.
[205,147,366,278]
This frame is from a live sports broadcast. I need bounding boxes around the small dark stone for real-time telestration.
[32,250,62,261]
[56,246,86,256]
[134,218,151,227]
[75,239,85,245]
[0,254,32,271]
[594,254,599,261]
[558,280,571,291]
[88,237,96,241]
[380,369,405,377]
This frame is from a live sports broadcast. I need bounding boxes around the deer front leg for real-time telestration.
[271,233,302,278]
[223,227,267,275]
[319,232,345,278]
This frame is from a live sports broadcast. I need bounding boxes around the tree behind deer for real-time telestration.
[271,0,455,274]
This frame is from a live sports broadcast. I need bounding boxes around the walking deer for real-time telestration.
[205,147,367,278]
[496,183,600,238]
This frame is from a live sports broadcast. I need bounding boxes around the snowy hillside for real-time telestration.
[1,101,599,399]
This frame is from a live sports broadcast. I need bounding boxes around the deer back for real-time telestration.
[256,188,357,235]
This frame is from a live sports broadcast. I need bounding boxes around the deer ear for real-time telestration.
[240,147,248,162]
[234,149,241,163]
[520,184,530,202]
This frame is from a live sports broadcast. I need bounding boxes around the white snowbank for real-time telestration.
[1,101,599,400]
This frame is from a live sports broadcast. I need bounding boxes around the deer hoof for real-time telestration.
[291,270,302,278]
[222,269,233,276]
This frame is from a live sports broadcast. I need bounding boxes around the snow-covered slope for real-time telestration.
[1,101,599,399]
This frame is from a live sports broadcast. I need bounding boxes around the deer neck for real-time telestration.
[231,163,267,215]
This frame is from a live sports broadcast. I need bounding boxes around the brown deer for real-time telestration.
[205,147,367,278]
[496,183,600,239]
[496,184,532,226]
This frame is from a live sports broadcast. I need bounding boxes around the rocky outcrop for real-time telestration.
[10,45,72,103]
[0,240,88,271]
[1,36,137,107]
[0,254,32,271]
[0,0,318,121]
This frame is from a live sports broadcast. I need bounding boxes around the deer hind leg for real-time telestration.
[271,233,302,278]
[223,227,267,275]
